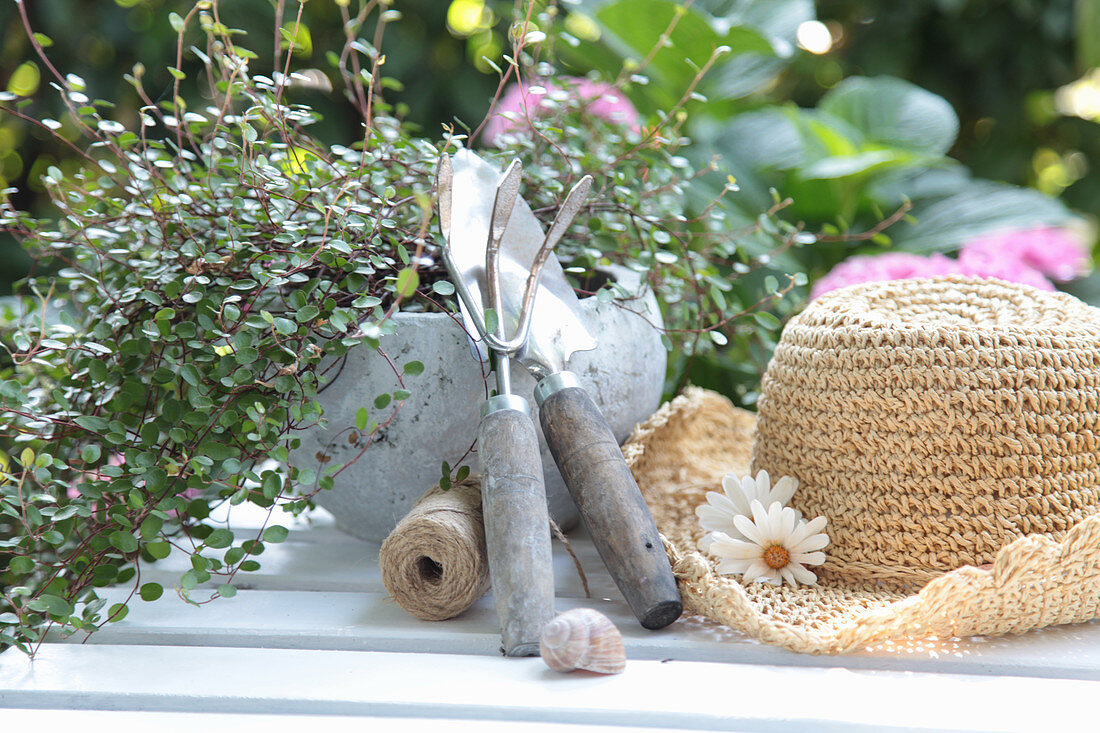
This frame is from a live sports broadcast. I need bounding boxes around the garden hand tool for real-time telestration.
[446,151,682,630]
[435,151,555,657]
[530,247,682,630]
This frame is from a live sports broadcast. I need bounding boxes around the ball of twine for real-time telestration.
[379,478,490,621]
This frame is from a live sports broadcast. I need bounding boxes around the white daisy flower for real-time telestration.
[695,470,799,550]
[708,500,829,587]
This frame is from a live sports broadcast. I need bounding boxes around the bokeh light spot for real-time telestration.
[796,20,833,55]
[6,62,41,97]
[563,12,601,42]
[1055,69,1100,121]
[448,0,492,38]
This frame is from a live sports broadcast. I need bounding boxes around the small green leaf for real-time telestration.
[109,531,139,553]
[139,583,163,601]
[147,541,172,560]
[88,359,108,383]
[295,305,320,323]
[455,465,470,482]
[204,528,234,549]
[168,11,185,33]
[263,526,289,543]
[178,364,201,386]
[273,317,298,335]
[33,33,54,48]
[140,515,164,539]
[374,393,391,409]
[483,308,499,334]
[403,360,424,376]
[41,530,64,545]
[236,347,259,364]
[75,415,109,432]
[394,267,419,300]
[261,472,281,499]
[8,556,34,575]
[753,312,781,329]
[355,407,369,431]
[40,594,73,617]
[81,444,102,463]
[217,583,237,598]
[107,603,129,622]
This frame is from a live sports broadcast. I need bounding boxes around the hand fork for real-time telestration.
[435,153,573,656]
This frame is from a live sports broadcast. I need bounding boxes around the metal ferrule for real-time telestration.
[533,371,582,407]
[481,393,530,418]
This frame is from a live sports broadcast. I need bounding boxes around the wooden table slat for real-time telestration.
[47,586,1100,681]
[1,644,1096,733]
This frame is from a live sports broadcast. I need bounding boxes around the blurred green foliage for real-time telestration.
[813,0,1100,221]
[553,0,1089,395]
[3,0,1096,297]
[565,0,1079,249]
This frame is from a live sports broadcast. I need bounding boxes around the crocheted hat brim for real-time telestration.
[622,386,1100,655]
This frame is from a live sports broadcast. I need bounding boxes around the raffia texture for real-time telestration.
[755,277,1100,589]
[623,277,1100,654]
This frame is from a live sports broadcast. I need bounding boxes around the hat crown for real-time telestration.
[752,277,1100,587]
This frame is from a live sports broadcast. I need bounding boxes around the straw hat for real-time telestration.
[623,277,1100,654]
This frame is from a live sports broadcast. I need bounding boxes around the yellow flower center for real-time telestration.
[763,543,790,569]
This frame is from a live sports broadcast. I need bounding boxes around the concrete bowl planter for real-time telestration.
[291,265,667,543]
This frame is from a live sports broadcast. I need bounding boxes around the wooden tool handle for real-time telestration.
[477,406,556,656]
[538,386,682,630]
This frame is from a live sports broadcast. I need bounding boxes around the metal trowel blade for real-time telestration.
[448,150,596,374]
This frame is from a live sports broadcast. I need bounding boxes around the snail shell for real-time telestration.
[539,608,626,674]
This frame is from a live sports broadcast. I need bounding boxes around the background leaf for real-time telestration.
[819,76,960,156]
[890,182,1075,253]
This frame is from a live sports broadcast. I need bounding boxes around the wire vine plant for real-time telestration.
[0,0,469,654]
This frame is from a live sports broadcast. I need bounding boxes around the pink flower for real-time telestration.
[483,77,640,145]
[959,227,1091,282]
[810,247,1058,300]
[810,252,959,299]
[955,253,1055,292]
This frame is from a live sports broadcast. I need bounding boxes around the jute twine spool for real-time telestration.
[379,478,490,621]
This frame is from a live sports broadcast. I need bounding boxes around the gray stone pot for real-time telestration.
[292,265,666,542]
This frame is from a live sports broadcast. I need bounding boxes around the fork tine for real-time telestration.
[490,159,523,245]
[506,174,594,348]
[436,152,493,342]
[485,159,523,339]
[540,175,592,257]
[435,152,454,242]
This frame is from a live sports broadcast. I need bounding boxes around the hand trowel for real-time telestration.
[446,151,682,630]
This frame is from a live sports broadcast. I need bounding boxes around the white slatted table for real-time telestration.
[1,503,1098,731]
